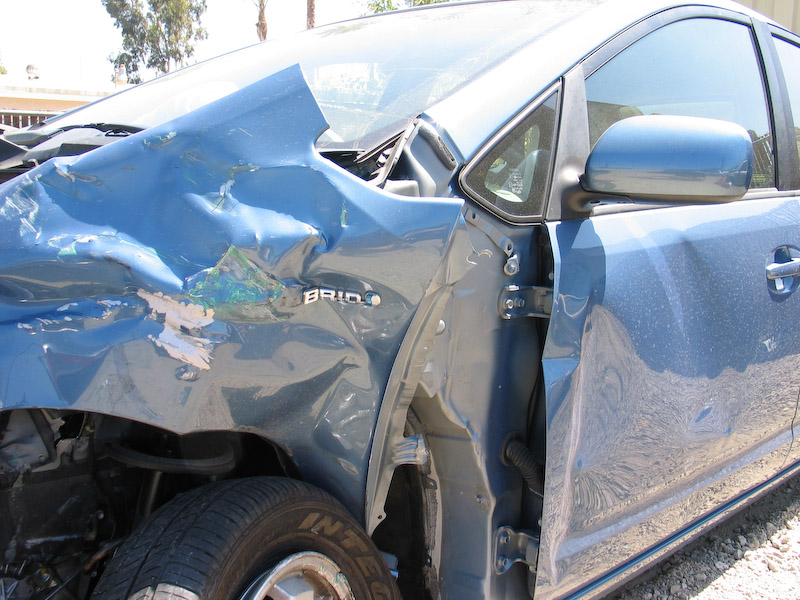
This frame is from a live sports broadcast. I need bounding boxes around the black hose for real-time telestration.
[505,438,544,498]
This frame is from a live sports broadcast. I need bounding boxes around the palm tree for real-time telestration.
[307,0,315,29]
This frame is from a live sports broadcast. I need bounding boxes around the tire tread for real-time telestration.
[92,477,399,600]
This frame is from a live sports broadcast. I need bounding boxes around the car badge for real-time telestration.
[302,287,381,307]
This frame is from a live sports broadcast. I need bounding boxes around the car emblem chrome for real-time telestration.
[302,287,381,307]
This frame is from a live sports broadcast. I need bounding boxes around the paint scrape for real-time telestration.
[187,247,284,322]
[138,290,216,370]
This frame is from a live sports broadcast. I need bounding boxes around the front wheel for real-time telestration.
[92,477,401,600]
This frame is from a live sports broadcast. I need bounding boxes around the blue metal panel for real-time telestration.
[0,65,464,518]
[537,198,800,599]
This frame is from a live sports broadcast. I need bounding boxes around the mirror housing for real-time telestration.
[582,115,754,203]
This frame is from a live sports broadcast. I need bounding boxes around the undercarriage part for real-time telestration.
[372,465,433,600]
[102,428,268,519]
[1,409,295,600]
[105,438,236,475]
[0,410,126,600]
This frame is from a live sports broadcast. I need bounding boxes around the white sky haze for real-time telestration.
[0,0,365,88]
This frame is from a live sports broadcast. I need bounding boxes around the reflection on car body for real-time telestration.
[1,1,800,599]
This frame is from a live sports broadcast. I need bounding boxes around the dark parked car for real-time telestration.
[2,1,800,599]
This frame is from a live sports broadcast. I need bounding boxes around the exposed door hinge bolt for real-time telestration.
[499,285,552,319]
[494,526,539,574]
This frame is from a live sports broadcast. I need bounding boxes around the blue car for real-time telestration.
[1,1,799,599]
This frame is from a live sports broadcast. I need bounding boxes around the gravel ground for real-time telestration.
[608,472,800,600]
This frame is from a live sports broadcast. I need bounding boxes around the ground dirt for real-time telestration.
[608,471,800,600]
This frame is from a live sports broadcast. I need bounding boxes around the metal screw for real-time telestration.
[514,298,525,309]
[500,533,511,544]
[503,299,514,310]
[497,556,509,570]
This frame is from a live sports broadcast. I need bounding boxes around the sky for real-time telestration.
[0,0,366,89]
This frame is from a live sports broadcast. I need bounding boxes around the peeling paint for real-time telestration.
[137,290,214,330]
[143,131,177,150]
[149,326,215,371]
[138,290,216,370]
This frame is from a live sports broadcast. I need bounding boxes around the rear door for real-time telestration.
[537,12,800,600]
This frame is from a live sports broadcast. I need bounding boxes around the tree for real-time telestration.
[368,0,447,12]
[367,0,397,11]
[307,0,315,29]
[254,0,267,41]
[103,0,207,84]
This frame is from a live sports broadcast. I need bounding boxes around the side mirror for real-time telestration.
[582,115,754,203]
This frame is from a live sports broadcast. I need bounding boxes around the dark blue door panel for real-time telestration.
[536,198,800,599]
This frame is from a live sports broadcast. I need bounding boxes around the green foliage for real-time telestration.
[367,0,398,12]
[0,65,6,75]
[368,0,448,12]
[103,0,207,83]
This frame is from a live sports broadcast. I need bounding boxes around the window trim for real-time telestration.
[764,27,800,191]
[462,6,796,223]
[582,14,777,189]
[546,7,787,220]
[458,82,561,224]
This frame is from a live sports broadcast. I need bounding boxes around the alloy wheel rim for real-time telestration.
[239,551,355,600]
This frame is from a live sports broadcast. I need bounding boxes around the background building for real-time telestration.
[0,80,113,128]
[739,0,800,33]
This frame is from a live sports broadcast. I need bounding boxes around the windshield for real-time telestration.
[41,1,595,150]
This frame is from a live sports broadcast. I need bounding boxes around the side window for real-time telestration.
[773,37,800,181]
[462,92,557,219]
[586,18,775,188]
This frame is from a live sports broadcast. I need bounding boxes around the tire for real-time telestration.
[92,477,401,600]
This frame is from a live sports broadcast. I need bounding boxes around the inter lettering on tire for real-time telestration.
[92,477,401,600]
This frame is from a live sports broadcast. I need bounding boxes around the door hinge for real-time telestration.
[494,526,539,574]
[499,285,552,319]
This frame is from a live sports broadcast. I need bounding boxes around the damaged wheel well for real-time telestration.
[0,408,298,600]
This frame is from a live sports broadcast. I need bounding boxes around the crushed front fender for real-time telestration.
[0,64,465,516]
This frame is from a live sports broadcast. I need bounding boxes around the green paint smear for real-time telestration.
[57,243,78,258]
[187,247,284,322]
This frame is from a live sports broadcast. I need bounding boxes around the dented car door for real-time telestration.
[537,13,800,600]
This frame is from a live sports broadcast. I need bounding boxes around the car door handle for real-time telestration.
[766,257,800,280]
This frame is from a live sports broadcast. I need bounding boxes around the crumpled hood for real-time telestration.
[0,64,466,513]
